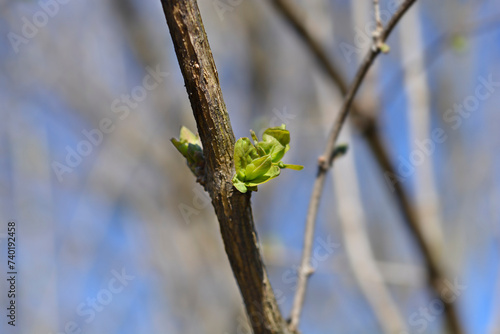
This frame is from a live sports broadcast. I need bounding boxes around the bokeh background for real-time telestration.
[1,0,499,333]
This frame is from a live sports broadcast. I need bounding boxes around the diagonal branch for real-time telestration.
[159,1,293,333]
[269,0,347,95]
[268,0,407,183]
[288,0,419,331]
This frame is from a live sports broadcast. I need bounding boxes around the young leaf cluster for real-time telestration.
[232,124,303,193]
[171,126,204,177]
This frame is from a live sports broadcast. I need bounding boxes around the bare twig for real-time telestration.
[372,0,385,51]
[373,0,382,29]
[159,1,293,333]
[289,1,418,331]
[269,0,346,94]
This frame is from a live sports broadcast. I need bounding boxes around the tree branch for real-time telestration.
[288,0,419,331]
[270,1,464,332]
[160,1,293,333]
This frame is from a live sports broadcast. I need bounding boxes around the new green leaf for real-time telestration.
[232,124,303,193]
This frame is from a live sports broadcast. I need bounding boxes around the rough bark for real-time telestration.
[160,1,292,333]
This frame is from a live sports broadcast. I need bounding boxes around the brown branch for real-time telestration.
[288,0,419,331]
[372,0,385,50]
[269,1,464,333]
[159,1,293,333]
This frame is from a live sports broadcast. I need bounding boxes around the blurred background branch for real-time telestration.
[289,0,419,330]
[269,0,463,332]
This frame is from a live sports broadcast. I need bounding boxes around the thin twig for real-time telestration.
[399,2,445,281]
[323,2,407,331]
[288,0,418,331]
[372,0,384,51]
[331,128,407,334]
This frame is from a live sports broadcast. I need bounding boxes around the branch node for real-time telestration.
[304,265,315,277]
[317,155,329,171]
[372,0,390,54]
[162,1,290,332]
